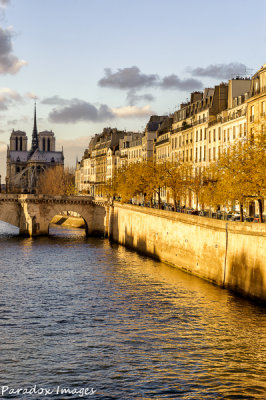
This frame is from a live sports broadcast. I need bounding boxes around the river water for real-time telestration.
[0,221,265,400]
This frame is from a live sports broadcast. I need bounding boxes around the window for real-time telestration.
[213,129,216,141]
[195,148,198,162]
[213,147,216,160]
[204,128,207,140]
[196,130,198,142]
[209,148,211,161]
[261,101,265,116]
[223,130,226,142]
[233,126,236,139]
[239,124,242,137]
[250,105,254,122]
[209,130,211,143]
[203,146,206,161]
[200,129,202,141]
[190,148,192,161]
[199,146,202,162]
[250,128,254,141]
[227,129,230,141]
[218,127,221,140]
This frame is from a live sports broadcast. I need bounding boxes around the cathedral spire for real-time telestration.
[31,100,38,151]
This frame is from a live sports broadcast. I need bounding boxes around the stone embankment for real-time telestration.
[108,203,266,303]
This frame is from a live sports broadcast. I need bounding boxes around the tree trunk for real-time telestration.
[258,198,263,223]
[240,203,244,222]
[158,188,161,209]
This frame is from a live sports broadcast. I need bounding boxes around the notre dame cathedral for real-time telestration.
[6,104,64,193]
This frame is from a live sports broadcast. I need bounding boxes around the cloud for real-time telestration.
[0,27,26,74]
[161,74,203,91]
[187,62,247,79]
[112,105,153,118]
[0,0,10,7]
[98,66,203,93]
[0,88,23,110]
[7,115,29,126]
[126,90,155,106]
[41,95,71,106]
[26,92,38,100]
[48,99,115,123]
[98,66,159,90]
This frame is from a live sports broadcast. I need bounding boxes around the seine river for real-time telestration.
[0,221,265,400]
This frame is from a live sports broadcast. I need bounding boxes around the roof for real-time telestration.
[9,149,64,163]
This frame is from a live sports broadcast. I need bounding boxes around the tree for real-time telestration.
[211,135,266,221]
[38,166,76,195]
[163,161,189,211]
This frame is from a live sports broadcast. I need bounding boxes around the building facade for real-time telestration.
[75,64,265,212]
[6,105,64,193]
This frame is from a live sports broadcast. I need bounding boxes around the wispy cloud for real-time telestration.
[0,88,23,110]
[112,105,154,118]
[0,27,27,74]
[187,62,248,79]
[0,0,10,7]
[126,90,155,106]
[41,95,71,106]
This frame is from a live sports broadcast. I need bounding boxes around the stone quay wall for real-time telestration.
[108,203,266,302]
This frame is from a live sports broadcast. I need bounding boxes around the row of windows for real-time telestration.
[171,122,248,150]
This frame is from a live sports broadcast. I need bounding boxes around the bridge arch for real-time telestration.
[0,195,109,237]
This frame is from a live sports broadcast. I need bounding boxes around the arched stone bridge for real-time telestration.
[0,194,110,237]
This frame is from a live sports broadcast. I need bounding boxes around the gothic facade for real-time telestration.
[6,105,64,193]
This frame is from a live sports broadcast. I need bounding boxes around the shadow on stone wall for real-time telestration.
[110,209,160,261]
[228,251,265,300]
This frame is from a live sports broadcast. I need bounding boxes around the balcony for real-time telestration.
[155,137,170,146]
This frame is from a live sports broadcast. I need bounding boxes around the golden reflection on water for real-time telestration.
[0,223,265,399]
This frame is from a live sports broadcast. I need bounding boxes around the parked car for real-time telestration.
[190,210,199,215]
[199,210,208,217]
[244,217,254,222]
[230,215,241,221]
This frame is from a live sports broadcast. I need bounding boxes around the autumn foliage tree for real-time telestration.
[204,135,266,221]
[38,166,76,195]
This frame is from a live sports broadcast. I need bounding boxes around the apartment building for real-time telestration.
[154,116,173,162]
[246,63,266,139]
[75,64,265,211]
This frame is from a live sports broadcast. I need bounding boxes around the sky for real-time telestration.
[0,0,265,177]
